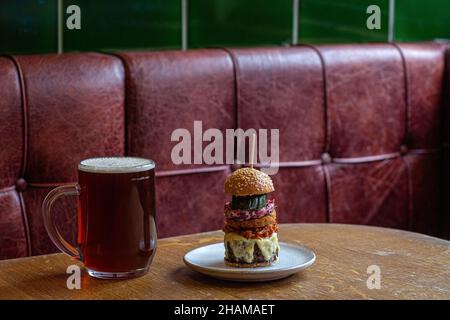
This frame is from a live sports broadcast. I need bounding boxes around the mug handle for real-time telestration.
[42,183,81,260]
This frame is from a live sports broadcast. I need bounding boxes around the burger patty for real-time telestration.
[224,199,275,221]
[225,211,276,229]
[225,242,279,264]
[223,223,278,239]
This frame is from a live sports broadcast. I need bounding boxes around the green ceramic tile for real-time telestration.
[299,0,389,43]
[63,0,181,52]
[2,0,450,55]
[395,0,450,41]
[188,0,292,48]
[0,0,57,54]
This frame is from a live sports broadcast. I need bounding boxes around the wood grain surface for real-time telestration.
[0,223,449,300]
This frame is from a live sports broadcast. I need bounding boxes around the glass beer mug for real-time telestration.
[42,157,157,279]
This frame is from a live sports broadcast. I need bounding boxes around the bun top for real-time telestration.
[224,167,274,196]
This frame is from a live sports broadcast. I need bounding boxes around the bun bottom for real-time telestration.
[224,256,278,268]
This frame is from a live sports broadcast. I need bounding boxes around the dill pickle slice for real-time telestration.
[231,194,267,210]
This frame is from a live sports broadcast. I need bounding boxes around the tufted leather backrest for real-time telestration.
[227,43,445,235]
[0,43,448,260]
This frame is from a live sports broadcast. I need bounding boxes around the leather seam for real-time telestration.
[391,43,413,232]
[156,165,230,177]
[299,44,332,223]
[408,148,441,154]
[17,191,32,256]
[4,55,28,178]
[218,48,239,134]
[296,44,330,152]
[0,186,16,194]
[252,160,323,168]
[297,44,331,224]
[24,149,438,182]
[401,156,414,230]
[27,166,230,181]
[322,165,332,223]
[333,153,400,164]
[106,52,132,156]
[220,48,240,171]
[3,55,32,257]
[391,43,411,145]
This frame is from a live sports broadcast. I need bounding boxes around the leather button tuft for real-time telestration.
[15,178,27,192]
[400,145,408,155]
[321,153,332,164]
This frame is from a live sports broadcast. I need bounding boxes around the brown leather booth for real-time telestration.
[1,42,449,260]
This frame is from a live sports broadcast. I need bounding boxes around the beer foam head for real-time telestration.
[79,157,155,173]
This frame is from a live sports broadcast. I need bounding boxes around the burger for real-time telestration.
[223,167,280,267]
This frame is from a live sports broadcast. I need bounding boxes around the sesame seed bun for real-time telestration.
[224,167,274,196]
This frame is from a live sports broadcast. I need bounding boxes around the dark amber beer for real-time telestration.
[42,157,157,279]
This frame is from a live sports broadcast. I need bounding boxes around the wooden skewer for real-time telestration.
[250,133,256,169]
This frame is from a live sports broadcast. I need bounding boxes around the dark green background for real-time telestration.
[0,0,449,54]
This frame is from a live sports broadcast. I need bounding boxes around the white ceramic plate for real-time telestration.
[183,242,316,282]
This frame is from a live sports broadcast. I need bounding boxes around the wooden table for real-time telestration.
[0,223,449,300]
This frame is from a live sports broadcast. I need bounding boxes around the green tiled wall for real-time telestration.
[188,0,292,48]
[0,0,57,54]
[395,0,450,41]
[299,0,389,43]
[64,0,181,52]
[0,0,449,54]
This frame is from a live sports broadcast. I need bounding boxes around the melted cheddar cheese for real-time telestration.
[224,232,279,263]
